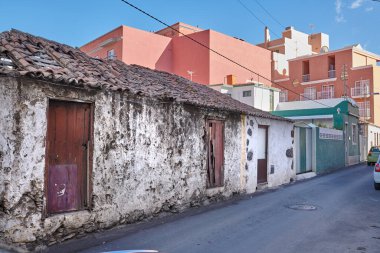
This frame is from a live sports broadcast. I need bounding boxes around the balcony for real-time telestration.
[351,86,369,98]
[317,90,335,99]
[328,70,336,78]
[302,74,310,82]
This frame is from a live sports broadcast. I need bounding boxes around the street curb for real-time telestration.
[44,162,366,253]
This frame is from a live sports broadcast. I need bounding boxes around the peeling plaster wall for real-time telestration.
[0,77,246,250]
[0,77,294,250]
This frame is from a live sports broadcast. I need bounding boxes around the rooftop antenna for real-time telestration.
[187,70,194,81]
[309,24,315,33]
[309,24,315,40]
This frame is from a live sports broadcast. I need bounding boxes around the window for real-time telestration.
[302,61,310,82]
[352,124,357,145]
[279,90,288,102]
[357,101,370,118]
[328,56,336,78]
[243,90,252,97]
[318,85,334,99]
[301,87,316,100]
[207,120,224,188]
[107,49,115,60]
[351,80,370,97]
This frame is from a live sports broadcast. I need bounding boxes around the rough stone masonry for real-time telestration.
[0,76,294,251]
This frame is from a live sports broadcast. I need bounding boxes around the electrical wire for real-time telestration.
[119,0,335,109]
[254,0,285,29]
[238,0,314,55]
[237,0,282,39]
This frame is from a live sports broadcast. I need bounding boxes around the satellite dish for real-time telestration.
[320,46,329,53]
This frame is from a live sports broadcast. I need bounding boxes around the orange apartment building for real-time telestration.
[275,44,380,125]
[259,27,380,126]
[80,22,272,86]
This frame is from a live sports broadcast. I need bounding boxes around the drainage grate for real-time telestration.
[287,204,318,211]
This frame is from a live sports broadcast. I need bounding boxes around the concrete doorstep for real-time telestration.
[296,172,317,181]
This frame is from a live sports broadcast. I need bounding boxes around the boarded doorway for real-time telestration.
[206,120,224,188]
[46,100,92,214]
[257,125,268,184]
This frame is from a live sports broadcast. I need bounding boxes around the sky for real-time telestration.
[0,0,379,55]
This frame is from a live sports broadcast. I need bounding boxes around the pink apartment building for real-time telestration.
[80,22,272,86]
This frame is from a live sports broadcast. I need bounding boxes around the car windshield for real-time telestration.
[371,147,380,152]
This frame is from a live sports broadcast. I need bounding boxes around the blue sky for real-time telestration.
[0,0,379,54]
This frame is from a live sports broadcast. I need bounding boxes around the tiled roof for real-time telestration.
[0,29,290,121]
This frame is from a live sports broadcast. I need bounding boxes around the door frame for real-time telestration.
[257,125,269,184]
[43,98,95,217]
[345,122,348,166]
[205,118,225,188]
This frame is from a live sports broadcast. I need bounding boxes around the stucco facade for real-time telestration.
[257,26,329,80]
[273,99,361,170]
[209,83,280,112]
[274,45,380,126]
[80,23,272,86]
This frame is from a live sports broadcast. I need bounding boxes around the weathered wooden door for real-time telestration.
[207,120,224,188]
[257,125,268,184]
[46,100,91,214]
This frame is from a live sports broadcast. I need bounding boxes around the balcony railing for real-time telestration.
[300,92,316,101]
[328,70,336,78]
[302,74,310,82]
[351,86,369,98]
[317,90,335,99]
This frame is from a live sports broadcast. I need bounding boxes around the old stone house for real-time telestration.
[0,30,294,251]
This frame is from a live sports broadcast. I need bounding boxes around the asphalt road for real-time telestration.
[54,163,380,253]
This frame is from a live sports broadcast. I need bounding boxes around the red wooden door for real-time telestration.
[207,120,224,188]
[46,100,91,214]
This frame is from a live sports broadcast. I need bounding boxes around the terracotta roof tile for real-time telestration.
[0,29,291,121]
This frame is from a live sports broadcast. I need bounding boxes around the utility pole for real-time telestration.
[341,64,349,99]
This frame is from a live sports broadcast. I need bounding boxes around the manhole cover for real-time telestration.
[287,204,318,211]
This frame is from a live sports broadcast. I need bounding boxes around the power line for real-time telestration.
[236,0,311,57]
[119,0,334,109]
[254,0,285,29]
[237,0,282,39]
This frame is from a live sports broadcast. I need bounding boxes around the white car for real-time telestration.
[374,156,380,190]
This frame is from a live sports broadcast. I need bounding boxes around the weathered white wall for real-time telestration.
[231,86,255,108]
[231,85,280,112]
[368,124,380,151]
[0,77,294,250]
[244,116,295,189]
[273,51,289,77]
[241,115,295,193]
[273,28,313,77]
